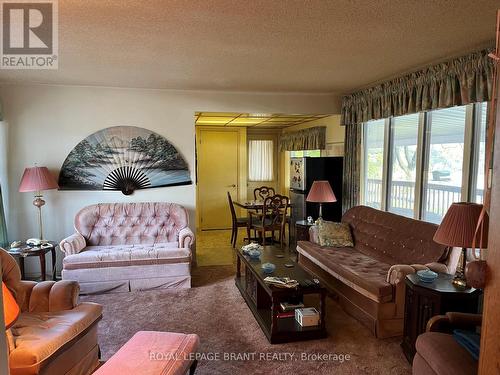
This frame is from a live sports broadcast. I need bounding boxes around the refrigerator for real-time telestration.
[289,157,343,229]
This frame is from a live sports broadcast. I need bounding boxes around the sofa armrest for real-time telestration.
[427,312,482,333]
[28,280,80,313]
[387,264,427,318]
[309,225,319,244]
[179,227,195,248]
[386,264,428,285]
[59,232,86,255]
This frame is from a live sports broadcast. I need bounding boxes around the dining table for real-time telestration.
[233,199,294,244]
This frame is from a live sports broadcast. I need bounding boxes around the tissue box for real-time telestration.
[295,307,320,327]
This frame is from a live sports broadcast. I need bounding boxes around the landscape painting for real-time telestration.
[58,126,191,195]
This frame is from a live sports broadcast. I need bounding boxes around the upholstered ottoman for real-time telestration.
[94,331,200,375]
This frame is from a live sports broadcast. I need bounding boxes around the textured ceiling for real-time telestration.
[0,0,497,93]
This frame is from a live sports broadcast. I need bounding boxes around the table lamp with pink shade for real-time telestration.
[433,202,487,289]
[306,180,337,223]
[19,166,59,242]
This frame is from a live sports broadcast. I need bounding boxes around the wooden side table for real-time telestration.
[401,272,481,363]
[295,220,315,242]
[7,241,57,281]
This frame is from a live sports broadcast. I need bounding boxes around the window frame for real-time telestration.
[360,102,487,223]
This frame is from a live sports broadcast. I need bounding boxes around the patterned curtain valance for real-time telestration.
[279,126,326,151]
[341,48,495,126]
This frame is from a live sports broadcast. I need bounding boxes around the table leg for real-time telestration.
[320,290,326,330]
[19,257,25,280]
[236,255,241,278]
[271,297,279,335]
[50,247,56,280]
[39,253,46,281]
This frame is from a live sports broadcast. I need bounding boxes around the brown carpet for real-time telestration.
[81,266,411,374]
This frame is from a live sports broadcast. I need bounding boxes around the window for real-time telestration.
[471,102,487,203]
[423,106,466,223]
[290,150,321,157]
[388,113,419,218]
[248,140,274,181]
[361,102,487,223]
[363,119,385,209]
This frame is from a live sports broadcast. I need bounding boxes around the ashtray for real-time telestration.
[417,269,438,283]
[248,249,261,259]
[261,263,276,274]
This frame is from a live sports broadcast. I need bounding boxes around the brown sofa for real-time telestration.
[1,248,102,375]
[297,206,451,338]
[413,312,480,375]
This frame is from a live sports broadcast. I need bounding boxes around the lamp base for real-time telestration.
[452,274,467,290]
[452,247,468,290]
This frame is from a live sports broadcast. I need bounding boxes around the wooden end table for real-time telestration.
[235,246,327,344]
[7,241,57,281]
[401,272,481,363]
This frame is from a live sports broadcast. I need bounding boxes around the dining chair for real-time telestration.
[227,192,248,248]
[253,186,275,201]
[247,194,289,248]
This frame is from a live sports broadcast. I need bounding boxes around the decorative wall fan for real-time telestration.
[58,126,191,195]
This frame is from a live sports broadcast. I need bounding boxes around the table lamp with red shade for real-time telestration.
[433,202,487,289]
[19,166,59,242]
[2,283,20,330]
[306,180,337,223]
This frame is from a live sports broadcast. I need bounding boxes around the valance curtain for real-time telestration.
[279,126,326,151]
[340,48,495,213]
[341,49,494,126]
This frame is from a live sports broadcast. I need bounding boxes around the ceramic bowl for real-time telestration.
[417,269,438,283]
[261,263,276,273]
[248,249,261,259]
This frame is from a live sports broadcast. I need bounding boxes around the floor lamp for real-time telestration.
[19,166,59,242]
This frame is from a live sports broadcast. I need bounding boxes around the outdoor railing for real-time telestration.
[364,179,484,221]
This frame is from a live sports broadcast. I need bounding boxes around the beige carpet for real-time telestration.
[82,266,411,374]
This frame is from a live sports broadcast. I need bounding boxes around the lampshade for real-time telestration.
[2,283,20,329]
[306,181,337,203]
[19,167,59,192]
[433,202,487,248]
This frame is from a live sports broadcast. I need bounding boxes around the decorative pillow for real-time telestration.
[317,221,354,248]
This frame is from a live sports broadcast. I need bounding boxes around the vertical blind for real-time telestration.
[249,140,274,181]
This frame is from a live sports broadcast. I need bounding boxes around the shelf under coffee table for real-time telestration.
[235,246,327,344]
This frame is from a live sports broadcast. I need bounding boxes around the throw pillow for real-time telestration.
[318,221,354,247]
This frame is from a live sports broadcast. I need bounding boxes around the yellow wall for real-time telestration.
[280,115,345,193]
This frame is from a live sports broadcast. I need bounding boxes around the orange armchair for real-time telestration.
[1,248,102,375]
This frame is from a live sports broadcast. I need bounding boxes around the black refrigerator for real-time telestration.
[289,157,343,225]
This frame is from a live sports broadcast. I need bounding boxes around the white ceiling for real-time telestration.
[0,0,497,94]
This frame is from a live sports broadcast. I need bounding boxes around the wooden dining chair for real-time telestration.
[253,186,275,201]
[247,194,289,248]
[227,192,248,248]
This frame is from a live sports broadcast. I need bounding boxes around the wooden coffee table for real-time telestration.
[235,246,327,344]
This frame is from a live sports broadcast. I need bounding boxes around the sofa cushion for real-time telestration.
[297,241,393,302]
[415,332,478,375]
[318,221,354,247]
[63,243,190,270]
[74,202,189,246]
[342,206,447,265]
[9,303,102,371]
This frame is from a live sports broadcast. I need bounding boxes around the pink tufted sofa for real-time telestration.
[297,206,454,338]
[60,202,195,294]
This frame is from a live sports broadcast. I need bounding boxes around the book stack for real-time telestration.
[277,301,304,319]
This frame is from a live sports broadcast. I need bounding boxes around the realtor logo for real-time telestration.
[0,0,58,69]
